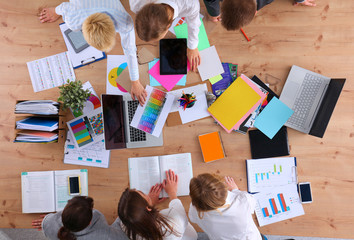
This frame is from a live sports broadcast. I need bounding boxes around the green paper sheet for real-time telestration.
[174,19,210,51]
[209,74,223,84]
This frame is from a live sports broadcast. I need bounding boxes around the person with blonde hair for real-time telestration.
[189,173,265,240]
[38,0,147,105]
[129,0,202,72]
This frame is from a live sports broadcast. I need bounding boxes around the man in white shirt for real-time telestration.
[38,0,147,105]
[129,0,201,72]
[189,174,263,240]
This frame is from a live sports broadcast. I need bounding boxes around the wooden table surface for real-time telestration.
[0,0,353,238]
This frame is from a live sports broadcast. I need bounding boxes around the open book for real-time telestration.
[21,169,88,213]
[128,153,193,197]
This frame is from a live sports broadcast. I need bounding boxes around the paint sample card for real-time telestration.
[197,46,224,81]
[131,86,174,137]
[27,52,76,92]
[67,107,104,149]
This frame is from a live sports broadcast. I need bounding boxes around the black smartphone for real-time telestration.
[68,176,81,196]
[298,182,313,203]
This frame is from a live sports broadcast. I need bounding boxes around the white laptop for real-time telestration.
[280,65,345,138]
[101,94,163,149]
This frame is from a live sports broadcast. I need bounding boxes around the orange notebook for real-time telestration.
[198,131,225,163]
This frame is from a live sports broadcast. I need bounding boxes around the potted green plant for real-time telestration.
[58,80,91,117]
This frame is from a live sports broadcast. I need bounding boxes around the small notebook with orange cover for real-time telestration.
[198,131,225,163]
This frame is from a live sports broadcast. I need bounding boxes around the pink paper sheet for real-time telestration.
[148,60,189,91]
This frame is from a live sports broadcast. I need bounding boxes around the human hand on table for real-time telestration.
[131,80,147,106]
[187,48,201,72]
[294,0,316,7]
[162,169,178,200]
[38,7,60,23]
[225,176,239,191]
[31,214,47,231]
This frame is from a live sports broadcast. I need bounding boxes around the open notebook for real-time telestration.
[21,169,88,213]
[128,153,193,197]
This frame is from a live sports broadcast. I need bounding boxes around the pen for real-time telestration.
[240,28,250,42]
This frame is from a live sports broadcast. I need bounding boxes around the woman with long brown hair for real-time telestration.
[116,169,197,240]
[32,196,127,240]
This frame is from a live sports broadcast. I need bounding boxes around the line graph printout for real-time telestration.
[254,185,304,226]
[246,157,297,193]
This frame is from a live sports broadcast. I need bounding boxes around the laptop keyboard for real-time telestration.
[287,73,323,129]
[127,100,147,142]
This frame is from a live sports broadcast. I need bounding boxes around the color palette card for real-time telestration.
[67,107,104,149]
[72,81,102,117]
[148,59,189,91]
[149,59,186,87]
[174,18,210,51]
[197,46,224,81]
[130,86,174,137]
[208,74,266,133]
[198,131,225,163]
[254,97,294,139]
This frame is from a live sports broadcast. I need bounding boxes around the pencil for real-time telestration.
[240,28,250,42]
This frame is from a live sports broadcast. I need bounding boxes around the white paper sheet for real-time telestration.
[106,55,130,95]
[169,84,210,124]
[254,185,305,226]
[21,171,55,213]
[54,169,88,211]
[64,131,110,168]
[59,23,104,68]
[197,46,224,81]
[27,52,76,92]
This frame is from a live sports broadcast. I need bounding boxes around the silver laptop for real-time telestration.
[280,65,331,133]
[101,94,163,149]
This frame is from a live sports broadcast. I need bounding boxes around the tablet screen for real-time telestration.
[159,39,187,75]
[64,29,90,53]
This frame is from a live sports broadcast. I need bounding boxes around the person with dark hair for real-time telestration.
[203,0,316,30]
[32,196,127,240]
[129,0,202,72]
[115,169,197,240]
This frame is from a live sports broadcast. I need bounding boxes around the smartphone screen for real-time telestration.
[299,183,312,202]
[69,177,80,195]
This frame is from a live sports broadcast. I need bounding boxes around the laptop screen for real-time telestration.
[101,94,126,149]
[159,39,187,75]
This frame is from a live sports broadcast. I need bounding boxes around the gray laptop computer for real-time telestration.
[101,94,163,149]
[280,65,345,138]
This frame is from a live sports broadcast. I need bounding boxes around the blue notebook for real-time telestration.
[254,98,294,139]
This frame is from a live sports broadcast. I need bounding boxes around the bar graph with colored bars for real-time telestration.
[255,164,282,183]
[262,193,290,218]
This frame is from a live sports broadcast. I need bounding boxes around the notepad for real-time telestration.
[208,75,266,133]
[198,132,225,163]
[254,98,294,139]
[174,19,210,51]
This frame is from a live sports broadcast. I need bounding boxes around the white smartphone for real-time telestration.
[298,182,313,203]
[68,176,81,196]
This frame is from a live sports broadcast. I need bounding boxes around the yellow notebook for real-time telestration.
[208,75,265,133]
[198,131,225,163]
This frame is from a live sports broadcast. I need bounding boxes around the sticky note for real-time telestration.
[209,74,223,84]
[254,98,294,139]
[174,19,210,51]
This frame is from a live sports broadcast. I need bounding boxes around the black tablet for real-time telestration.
[159,39,187,75]
[64,29,90,53]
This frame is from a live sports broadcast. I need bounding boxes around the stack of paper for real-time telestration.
[15,100,59,115]
[208,75,266,133]
[15,131,58,143]
[16,117,58,132]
